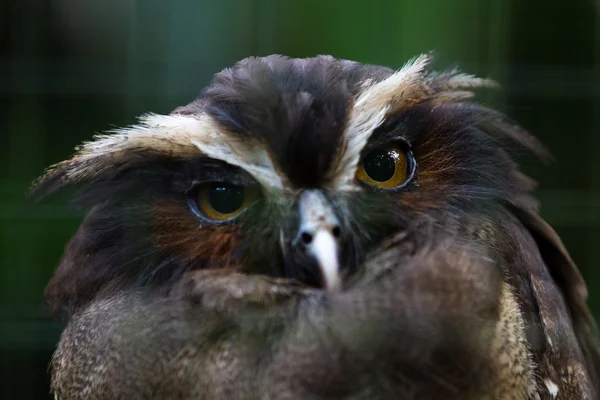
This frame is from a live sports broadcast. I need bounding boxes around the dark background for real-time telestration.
[1,1,599,398]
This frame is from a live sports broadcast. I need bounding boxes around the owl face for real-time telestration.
[34,54,547,316]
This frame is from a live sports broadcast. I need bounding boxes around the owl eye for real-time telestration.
[188,182,259,222]
[356,145,413,189]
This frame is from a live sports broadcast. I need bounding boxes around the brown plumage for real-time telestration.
[34,54,600,399]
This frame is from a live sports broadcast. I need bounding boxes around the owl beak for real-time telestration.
[294,190,342,291]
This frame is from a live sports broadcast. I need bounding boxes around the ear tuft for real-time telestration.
[28,113,212,200]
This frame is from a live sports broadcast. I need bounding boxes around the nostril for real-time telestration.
[301,232,313,245]
[332,226,341,238]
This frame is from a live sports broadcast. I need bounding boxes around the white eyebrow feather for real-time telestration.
[329,53,496,191]
[55,113,287,192]
[329,54,431,191]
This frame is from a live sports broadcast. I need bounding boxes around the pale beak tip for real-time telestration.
[310,230,341,291]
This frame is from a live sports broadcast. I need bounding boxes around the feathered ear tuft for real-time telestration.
[353,52,500,120]
[428,70,499,104]
[29,158,77,201]
[28,113,217,201]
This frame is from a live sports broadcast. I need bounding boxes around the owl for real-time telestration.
[33,54,600,399]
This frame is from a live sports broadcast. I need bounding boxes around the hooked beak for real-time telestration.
[289,190,343,290]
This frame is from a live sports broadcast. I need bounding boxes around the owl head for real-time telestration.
[32,54,561,318]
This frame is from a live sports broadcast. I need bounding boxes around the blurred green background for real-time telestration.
[1,0,599,398]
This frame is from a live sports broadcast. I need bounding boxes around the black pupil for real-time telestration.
[363,150,396,182]
[208,183,245,214]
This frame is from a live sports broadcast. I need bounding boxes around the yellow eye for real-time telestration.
[192,182,259,221]
[356,146,410,189]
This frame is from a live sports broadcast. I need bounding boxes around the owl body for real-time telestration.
[34,54,600,399]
